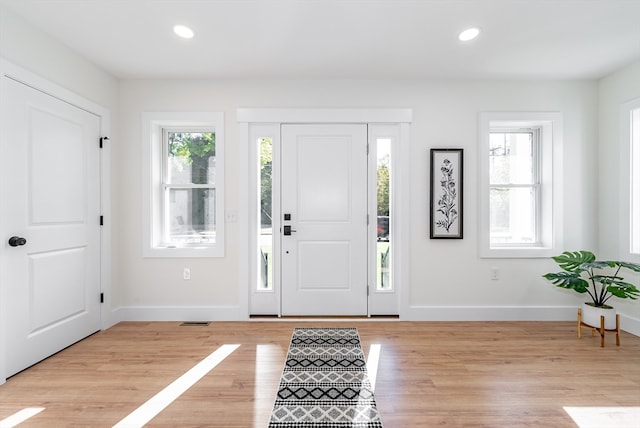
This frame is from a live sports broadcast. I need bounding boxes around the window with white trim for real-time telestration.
[479,112,562,258]
[142,112,225,257]
[629,103,640,255]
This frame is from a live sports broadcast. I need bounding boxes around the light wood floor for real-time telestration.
[1,321,639,427]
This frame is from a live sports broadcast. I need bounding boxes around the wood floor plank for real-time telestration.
[0,321,638,427]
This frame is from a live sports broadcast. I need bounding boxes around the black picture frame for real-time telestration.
[430,148,463,239]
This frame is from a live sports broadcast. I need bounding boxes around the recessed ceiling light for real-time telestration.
[459,27,480,42]
[173,25,194,39]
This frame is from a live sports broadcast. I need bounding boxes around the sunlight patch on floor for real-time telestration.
[112,344,240,428]
[564,406,640,428]
[366,344,382,392]
[253,344,284,428]
[0,407,45,427]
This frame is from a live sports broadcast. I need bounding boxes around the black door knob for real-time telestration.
[8,236,27,247]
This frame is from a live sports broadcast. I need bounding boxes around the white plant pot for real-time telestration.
[581,302,617,330]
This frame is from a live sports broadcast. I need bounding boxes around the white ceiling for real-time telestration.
[1,0,639,80]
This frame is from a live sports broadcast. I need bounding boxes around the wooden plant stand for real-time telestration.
[577,308,620,347]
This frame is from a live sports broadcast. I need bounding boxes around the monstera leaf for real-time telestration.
[551,251,595,272]
[542,272,590,293]
[615,261,640,273]
[606,281,640,300]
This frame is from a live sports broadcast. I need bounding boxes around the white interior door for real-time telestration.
[2,77,101,377]
[281,124,368,316]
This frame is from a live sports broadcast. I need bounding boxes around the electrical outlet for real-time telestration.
[183,268,191,280]
[491,267,499,280]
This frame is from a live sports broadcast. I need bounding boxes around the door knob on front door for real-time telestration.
[283,226,297,236]
[8,236,27,247]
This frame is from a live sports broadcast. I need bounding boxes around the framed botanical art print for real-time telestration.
[430,148,463,239]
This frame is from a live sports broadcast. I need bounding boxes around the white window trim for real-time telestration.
[479,112,563,258]
[620,97,640,262]
[368,124,402,315]
[142,112,225,258]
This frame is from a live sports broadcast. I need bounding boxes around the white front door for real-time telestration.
[281,124,368,316]
[2,77,102,376]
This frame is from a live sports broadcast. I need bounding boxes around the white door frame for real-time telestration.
[237,108,412,318]
[0,60,111,384]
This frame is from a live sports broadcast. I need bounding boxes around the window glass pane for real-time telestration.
[377,138,391,291]
[166,188,216,244]
[482,113,560,257]
[489,132,534,184]
[259,138,273,290]
[167,132,216,185]
[490,187,536,244]
[632,108,640,253]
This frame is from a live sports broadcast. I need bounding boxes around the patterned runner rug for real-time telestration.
[268,327,384,427]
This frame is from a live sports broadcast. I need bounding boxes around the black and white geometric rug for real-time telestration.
[268,327,384,427]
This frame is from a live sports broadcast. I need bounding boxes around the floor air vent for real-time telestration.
[179,321,211,326]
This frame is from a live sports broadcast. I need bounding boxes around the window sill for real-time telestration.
[143,246,224,258]
[480,246,556,259]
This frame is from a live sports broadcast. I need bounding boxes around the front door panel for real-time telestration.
[281,124,368,316]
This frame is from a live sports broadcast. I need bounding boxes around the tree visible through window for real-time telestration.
[164,130,217,245]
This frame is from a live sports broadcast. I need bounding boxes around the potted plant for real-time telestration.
[542,250,640,329]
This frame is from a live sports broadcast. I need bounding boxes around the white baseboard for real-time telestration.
[401,305,578,322]
[107,305,640,337]
[620,313,640,336]
[111,306,247,323]
[401,305,639,336]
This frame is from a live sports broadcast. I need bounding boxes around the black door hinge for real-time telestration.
[100,293,104,303]
[99,136,110,148]
[100,215,104,226]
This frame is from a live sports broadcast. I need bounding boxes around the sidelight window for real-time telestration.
[376,138,392,291]
[258,137,274,290]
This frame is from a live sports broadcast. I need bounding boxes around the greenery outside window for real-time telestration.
[163,130,217,246]
[258,137,274,290]
[376,138,391,291]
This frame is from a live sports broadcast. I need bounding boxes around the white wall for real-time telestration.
[0,5,117,109]
[598,60,640,330]
[115,78,599,321]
